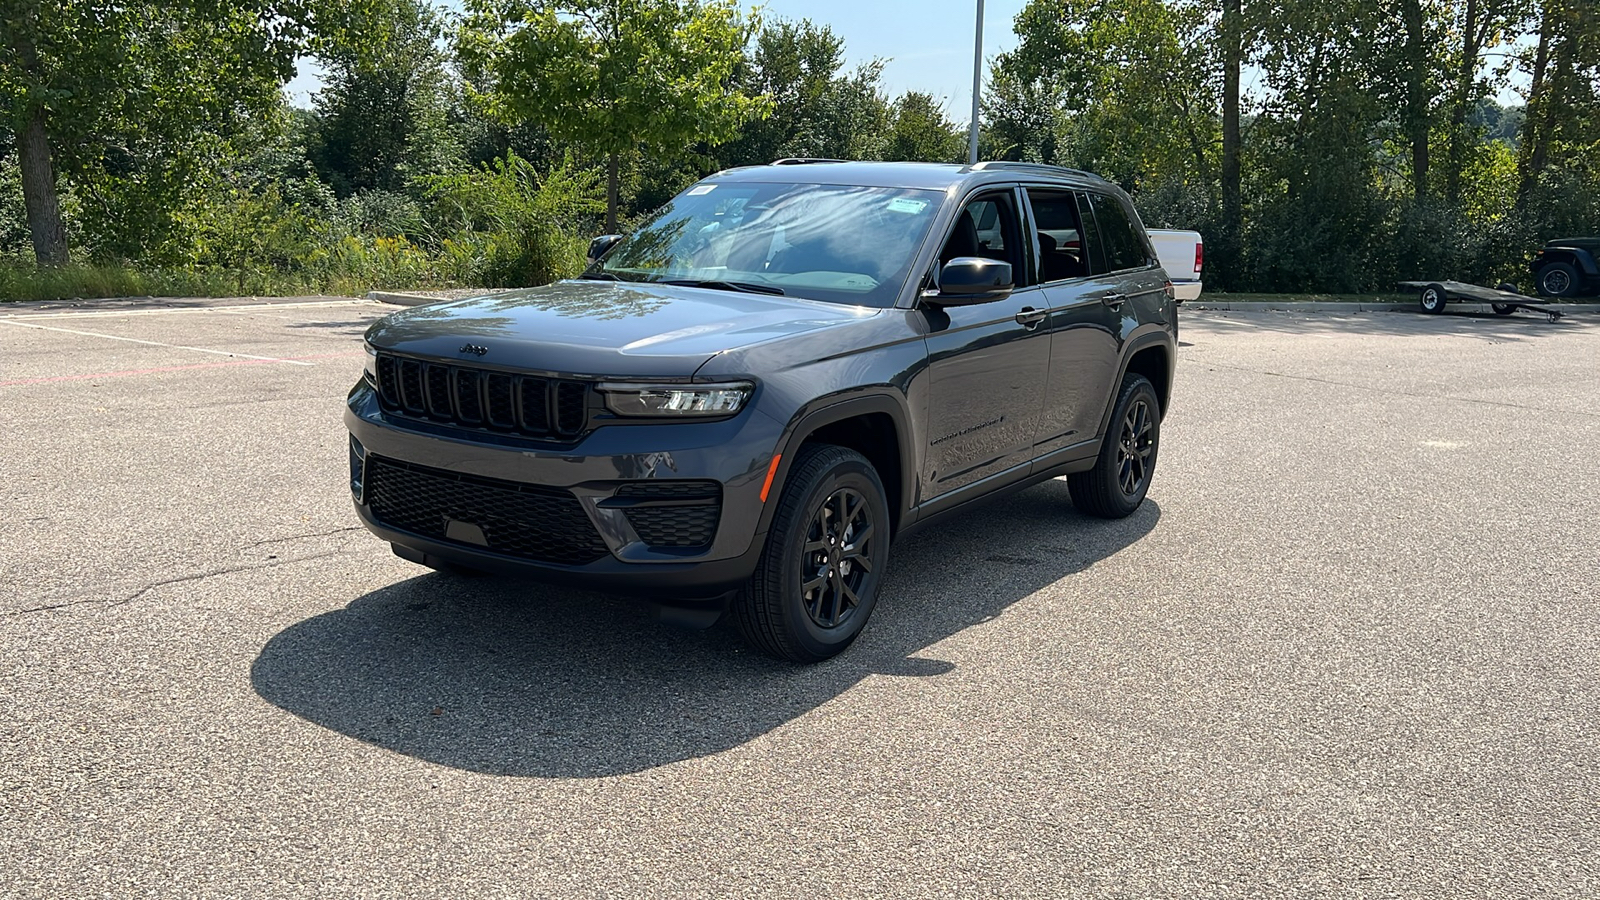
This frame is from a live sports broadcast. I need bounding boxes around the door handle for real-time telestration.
[1015,307,1047,328]
[1101,292,1127,309]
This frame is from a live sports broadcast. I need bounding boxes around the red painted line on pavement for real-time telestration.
[0,351,364,387]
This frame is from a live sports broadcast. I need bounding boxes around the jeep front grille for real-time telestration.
[374,353,590,439]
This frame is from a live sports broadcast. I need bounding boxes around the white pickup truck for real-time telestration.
[1148,229,1203,302]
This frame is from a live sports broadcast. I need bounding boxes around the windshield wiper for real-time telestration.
[660,278,785,296]
[577,271,620,281]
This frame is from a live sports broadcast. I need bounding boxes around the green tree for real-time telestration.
[460,0,768,232]
[988,0,1217,188]
[0,0,385,265]
[1517,0,1599,205]
[882,92,965,162]
[1442,0,1529,205]
[719,19,850,163]
[310,0,461,197]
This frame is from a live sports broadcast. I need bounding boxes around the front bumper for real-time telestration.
[346,381,781,598]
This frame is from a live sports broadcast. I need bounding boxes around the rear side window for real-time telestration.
[1024,188,1087,283]
[1088,193,1153,272]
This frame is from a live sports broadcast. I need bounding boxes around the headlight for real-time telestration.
[363,343,378,383]
[598,382,754,417]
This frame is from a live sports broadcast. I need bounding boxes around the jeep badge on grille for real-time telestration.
[460,344,489,356]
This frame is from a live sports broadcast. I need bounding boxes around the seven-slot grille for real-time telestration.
[375,352,589,439]
[364,456,609,565]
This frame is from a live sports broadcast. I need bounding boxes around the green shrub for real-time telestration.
[419,152,604,287]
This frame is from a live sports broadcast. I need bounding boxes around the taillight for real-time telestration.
[1194,242,1204,274]
[1164,280,1175,301]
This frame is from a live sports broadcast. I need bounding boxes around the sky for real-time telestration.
[284,0,1031,124]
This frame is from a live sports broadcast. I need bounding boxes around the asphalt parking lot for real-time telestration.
[3,297,1597,898]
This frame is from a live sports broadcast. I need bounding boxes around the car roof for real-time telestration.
[703,160,1117,193]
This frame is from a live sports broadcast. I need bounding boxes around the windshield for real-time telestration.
[588,182,943,307]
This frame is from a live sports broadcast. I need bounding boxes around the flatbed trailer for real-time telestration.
[1400,280,1565,322]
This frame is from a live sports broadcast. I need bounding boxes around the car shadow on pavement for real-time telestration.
[251,481,1159,778]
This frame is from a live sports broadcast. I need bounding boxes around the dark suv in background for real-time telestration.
[347,160,1177,662]
[1532,237,1600,297]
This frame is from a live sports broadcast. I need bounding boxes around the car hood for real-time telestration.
[365,280,880,378]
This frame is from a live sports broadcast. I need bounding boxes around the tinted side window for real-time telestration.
[1024,188,1086,283]
[1089,193,1152,272]
[939,191,1027,285]
[1075,193,1108,276]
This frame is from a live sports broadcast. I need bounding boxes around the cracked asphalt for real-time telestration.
[2,297,1597,898]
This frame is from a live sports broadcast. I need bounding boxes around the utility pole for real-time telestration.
[968,0,984,166]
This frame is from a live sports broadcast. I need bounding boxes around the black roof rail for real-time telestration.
[970,160,1107,182]
[770,157,847,165]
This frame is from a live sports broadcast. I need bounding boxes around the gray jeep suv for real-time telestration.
[347,160,1177,662]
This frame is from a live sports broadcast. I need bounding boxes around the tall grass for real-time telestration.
[0,152,602,303]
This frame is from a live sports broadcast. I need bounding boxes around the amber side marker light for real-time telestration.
[760,454,782,503]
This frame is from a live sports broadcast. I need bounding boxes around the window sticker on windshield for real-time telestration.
[886,198,928,214]
[686,184,716,196]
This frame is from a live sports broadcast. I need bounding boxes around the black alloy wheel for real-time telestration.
[734,444,891,663]
[1068,373,1161,519]
[1116,398,1157,497]
[800,487,875,630]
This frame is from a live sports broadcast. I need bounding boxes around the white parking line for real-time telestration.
[0,319,315,365]
[0,299,382,320]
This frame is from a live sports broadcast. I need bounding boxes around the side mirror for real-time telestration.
[587,234,624,263]
[927,257,1014,305]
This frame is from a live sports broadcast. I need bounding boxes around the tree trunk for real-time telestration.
[1517,4,1557,206]
[10,9,71,267]
[1400,0,1430,204]
[16,108,70,266]
[1220,0,1243,290]
[1444,0,1480,205]
[605,152,620,234]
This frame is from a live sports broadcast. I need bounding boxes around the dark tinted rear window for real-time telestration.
[1088,193,1152,272]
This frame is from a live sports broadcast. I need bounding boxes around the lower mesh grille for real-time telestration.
[613,481,721,549]
[625,506,720,548]
[365,456,609,566]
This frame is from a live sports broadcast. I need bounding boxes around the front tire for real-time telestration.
[1068,373,1161,519]
[1537,262,1579,298]
[1420,283,1448,313]
[733,444,891,663]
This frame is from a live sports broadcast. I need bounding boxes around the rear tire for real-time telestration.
[1068,374,1161,519]
[1420,283,1448,313]
[733,444,891,663]
[1492,282,1518,315]
[1537,262,1579,298]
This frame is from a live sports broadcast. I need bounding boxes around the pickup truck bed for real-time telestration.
[1148,229,1203,302]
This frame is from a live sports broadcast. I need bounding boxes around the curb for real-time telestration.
[1187,300,1600,314]
[367,290,447,306]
